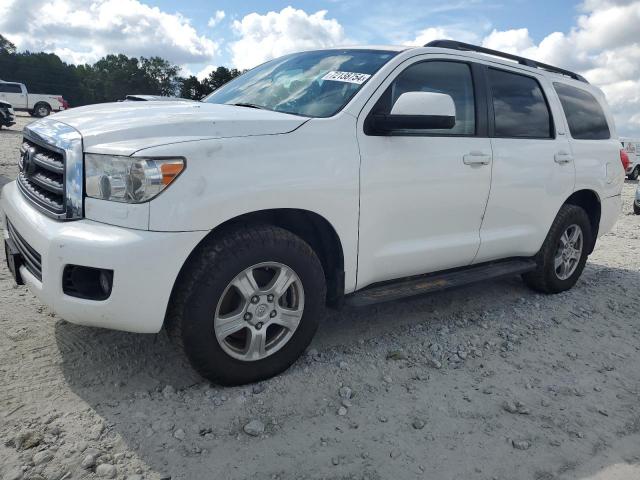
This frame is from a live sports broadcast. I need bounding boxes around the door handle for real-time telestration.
[554,152,573,164]
[463,152,491,165]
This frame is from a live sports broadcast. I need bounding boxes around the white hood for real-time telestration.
[47,101,309,155]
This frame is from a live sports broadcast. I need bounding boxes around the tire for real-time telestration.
[34,103,51,118]
[634,202,640,215]
[166,225,326,385]
[629,166,640,181]
[523,204,592,294]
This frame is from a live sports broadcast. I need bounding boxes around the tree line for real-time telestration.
[0,34,241,107]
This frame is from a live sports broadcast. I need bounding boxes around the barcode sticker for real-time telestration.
[322,71,371,84]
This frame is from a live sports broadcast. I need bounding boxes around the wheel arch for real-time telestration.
[169,208,346,315]
[563,189,601,253]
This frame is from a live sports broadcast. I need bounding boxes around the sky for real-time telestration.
[1,0,640,135]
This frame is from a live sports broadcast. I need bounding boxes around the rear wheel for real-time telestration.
[523,204,592,294]
[167,225,326,385]
[634,202,640,215]
[34,103,51,117]
[629,166,640,181]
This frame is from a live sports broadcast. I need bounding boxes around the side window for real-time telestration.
[372,61,476,135]
[488,69,553,139]
[0,84,21,93]
[553,83,610,140]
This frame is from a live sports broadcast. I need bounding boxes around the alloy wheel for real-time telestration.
[213,262,305,361]
[554,224,583,280]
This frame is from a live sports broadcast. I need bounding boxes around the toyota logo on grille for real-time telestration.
[20,147,35,175]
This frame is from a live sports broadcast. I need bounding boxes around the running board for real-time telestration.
[345,259,537,307]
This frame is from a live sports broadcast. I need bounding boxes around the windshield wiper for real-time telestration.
[229,102,266,110]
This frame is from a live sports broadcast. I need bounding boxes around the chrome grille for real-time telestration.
[17,119,84,220]
[7,220,42,281]
[18,139,66,215]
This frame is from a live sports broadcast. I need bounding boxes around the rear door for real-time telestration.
[474,66,574,263]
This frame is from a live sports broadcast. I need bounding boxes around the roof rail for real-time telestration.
[424,40,588,83]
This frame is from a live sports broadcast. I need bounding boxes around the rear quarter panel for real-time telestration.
[28,93,63,111]
[554,80,623,235]
[562,82,623,194]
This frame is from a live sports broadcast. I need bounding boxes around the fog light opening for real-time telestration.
[63,265,113,301]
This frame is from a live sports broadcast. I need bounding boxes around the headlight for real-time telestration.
[85,154,184,203]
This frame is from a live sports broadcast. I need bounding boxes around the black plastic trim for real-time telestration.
[6,220,42,281]
[425,40,589,83]
[345,258,536,307]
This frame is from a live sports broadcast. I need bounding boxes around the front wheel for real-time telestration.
[629,166,640,181]
[523,204,592,294]
[167,226,326,385]
[634,202,640,215]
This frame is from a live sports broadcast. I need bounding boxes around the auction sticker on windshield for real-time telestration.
[322,71,371,84]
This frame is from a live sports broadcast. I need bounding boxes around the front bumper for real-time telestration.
[1,112,14,126]
[1,181,207,333]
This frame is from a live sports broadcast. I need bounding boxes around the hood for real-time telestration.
[48,101,309,155]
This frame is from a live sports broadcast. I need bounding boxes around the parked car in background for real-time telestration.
[0,100,15,128]
[621,138,640,179]
[1,41,624,385]
[0,81,68,117]
[122,95,192,102]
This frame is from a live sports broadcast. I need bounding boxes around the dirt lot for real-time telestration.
[1,113,640,480]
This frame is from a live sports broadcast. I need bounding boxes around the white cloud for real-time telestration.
[482,28,534,54]
[403,26,480,47]
[196,65,216,81]
[208,10,226,28]
[230,7,347,70]
[0,0,220,65]
[477,0,640,136]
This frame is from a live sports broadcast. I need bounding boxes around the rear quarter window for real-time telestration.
[553,83,610,140]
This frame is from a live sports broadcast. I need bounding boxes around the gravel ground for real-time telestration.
[1,113,640,480]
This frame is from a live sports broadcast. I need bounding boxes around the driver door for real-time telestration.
[356,58,493,289]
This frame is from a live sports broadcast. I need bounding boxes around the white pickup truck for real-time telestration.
[1,41,624,385]
[0,81,68,117]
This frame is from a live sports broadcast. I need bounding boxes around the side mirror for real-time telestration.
[370,92,456,133]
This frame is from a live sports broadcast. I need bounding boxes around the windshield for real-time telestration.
[203,49,398,118]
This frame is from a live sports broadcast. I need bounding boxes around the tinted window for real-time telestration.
[489,69,552,138]
[373,61,475,135]
[554,83,610,140]
[0,83,22,93]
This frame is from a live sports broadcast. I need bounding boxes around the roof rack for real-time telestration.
[424,40,588,83]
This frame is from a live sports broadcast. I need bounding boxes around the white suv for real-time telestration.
[1,41,624,384]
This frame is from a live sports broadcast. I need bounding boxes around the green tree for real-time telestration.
[140,56,181,97]
[0,34,16,54]
[92,54,157,101]
[0,40,241,107]
[204,66,242,92]
[179,75,209,100]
